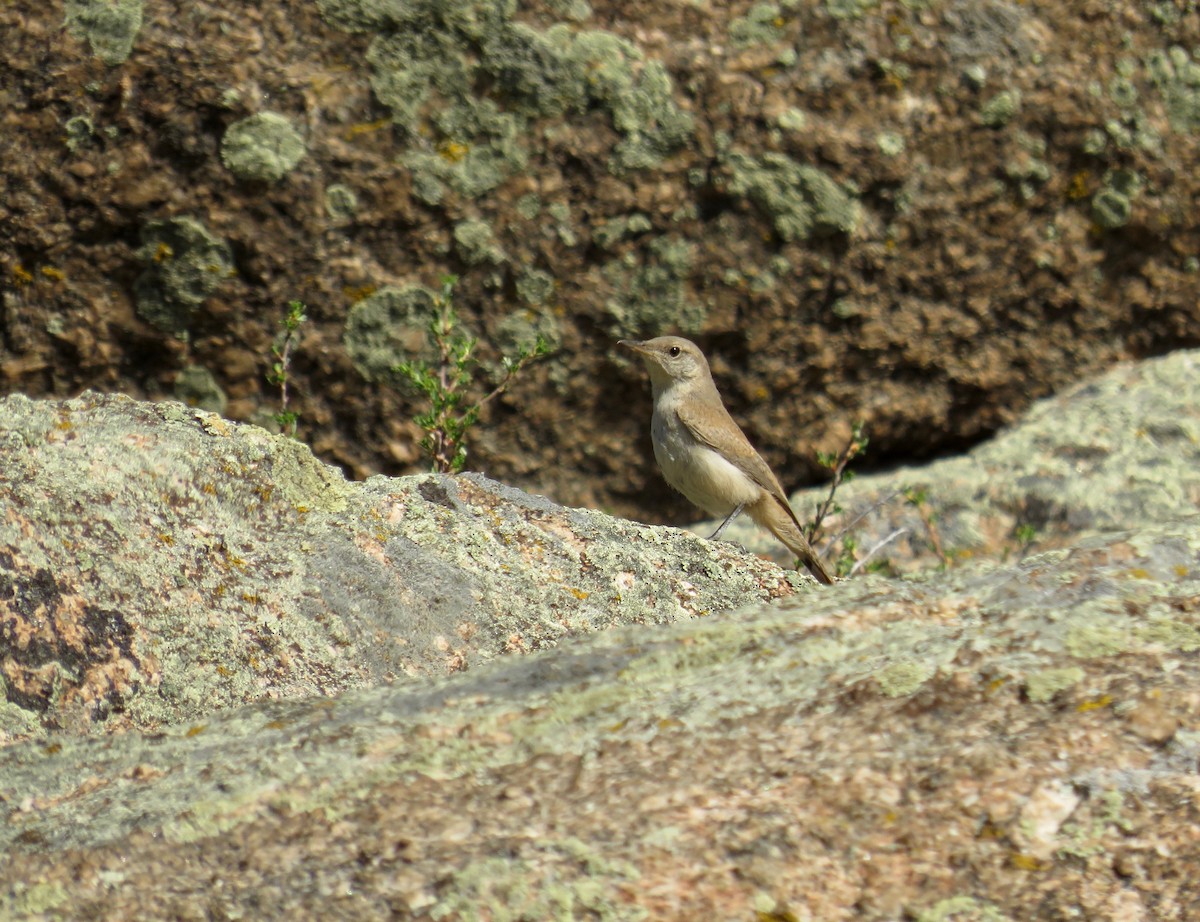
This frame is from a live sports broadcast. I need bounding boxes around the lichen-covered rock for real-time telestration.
[4,356,1200,917]
[726,349,1200,573]
[2,489,1199,918]
[0,391,798,744]
[723,151,861,241]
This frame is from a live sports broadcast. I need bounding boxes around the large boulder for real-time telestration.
[741,347,1200,571]
[0,392,796,744]
[2,352,1199,919]
[2,509,1197,919]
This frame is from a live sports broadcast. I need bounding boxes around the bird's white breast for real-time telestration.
[650,395,760,516]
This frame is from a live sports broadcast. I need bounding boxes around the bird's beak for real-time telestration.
[618,339,649,356]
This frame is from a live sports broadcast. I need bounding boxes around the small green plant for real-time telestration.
[806,421,868,545]
[1013,521,1039,557]
[266,299,307,437]
[834,533,860,578]
[903,485,949,566]
[396,276,549,474]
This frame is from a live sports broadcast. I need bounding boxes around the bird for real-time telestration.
[620,336,834,584]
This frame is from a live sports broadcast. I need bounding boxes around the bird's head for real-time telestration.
[618,336,711,391]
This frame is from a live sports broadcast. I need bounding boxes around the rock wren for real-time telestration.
[620,336,834,584]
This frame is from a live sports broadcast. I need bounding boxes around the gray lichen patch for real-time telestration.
[324,183,358,222]
[600,235,705,336]
[63,115,96,152]
[1024,667,1085,703]
[1091,169,1142,229]
[342,284,441,383]
[514,267,555,306]
[433,843,644,921]
[174,365,227,415]
[220,112,307,183]
[1146,45,1200,135]
[494,306,561,361]
[724,151,860,241]
[876,659,935,697]
[64,0,144,66]
[980,89,1020,127]
[268,436,352,514]
[347,0,692,194]
[453,219,507,265]
[133,217,234,333]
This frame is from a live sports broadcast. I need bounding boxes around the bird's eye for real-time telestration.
[668,346,681,357]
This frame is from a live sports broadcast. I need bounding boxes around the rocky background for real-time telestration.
[2,0,1198,525]
[4,4,1200,917]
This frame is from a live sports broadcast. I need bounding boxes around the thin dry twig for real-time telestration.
[847,527,910,577]
[819,487,908,559]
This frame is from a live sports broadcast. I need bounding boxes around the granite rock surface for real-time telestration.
[3,351,1200,918]
[0,391,797,744]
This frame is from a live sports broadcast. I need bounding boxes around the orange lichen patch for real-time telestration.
[1010,852,1051,871]
[343,284,377,302]
[438,140,469,163]
[1066,170,1091,200]
[344,118,391,140]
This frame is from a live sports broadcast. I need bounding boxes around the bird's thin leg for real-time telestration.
[708,503,745,541]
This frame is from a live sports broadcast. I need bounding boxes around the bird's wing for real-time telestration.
[676,402,804,527]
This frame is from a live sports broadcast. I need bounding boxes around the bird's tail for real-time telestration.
[748,496,835,585]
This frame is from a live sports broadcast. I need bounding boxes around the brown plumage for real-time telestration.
[620,336,834,584]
